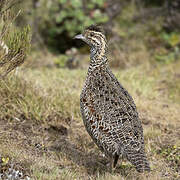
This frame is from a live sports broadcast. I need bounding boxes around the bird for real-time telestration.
[74,25,150,173]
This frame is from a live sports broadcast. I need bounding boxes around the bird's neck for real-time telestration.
[88,47,108,72]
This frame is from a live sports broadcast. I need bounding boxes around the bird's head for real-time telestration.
[74,25,107,55]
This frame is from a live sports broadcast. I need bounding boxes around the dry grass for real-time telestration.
[0,58,180,179]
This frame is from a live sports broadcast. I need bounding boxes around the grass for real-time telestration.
[0,58,180,179]
[1,1,180,179]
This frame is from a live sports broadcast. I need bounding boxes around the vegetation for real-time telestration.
[0,0,180,179]
[20,0,108,52]
[0,0,31,78]
[0,62,180,179]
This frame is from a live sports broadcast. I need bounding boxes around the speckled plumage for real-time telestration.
[75,25,150,172]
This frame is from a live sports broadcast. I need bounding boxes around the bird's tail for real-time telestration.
[126,147,150,173]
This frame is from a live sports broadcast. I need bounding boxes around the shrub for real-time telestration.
[0,0,31,78]
[20,0,108,52]
[155,32,180,64]
[54,54,69,68]
[49,0,108,37]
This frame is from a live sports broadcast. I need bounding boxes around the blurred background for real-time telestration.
[0,0,180,179]
[15,0,180,69]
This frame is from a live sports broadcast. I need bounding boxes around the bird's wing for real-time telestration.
[81,67,144,153]
[106,68,144,149]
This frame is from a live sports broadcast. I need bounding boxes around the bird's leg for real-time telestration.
[113,153,119,168]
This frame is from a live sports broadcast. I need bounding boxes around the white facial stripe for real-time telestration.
[91,36,100,45]
[99,37,106,59]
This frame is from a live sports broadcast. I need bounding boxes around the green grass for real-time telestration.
[0,59,180,179]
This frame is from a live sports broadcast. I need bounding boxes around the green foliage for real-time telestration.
[50,0,108,37]
[51,1,108,34]
[161,32,180,48]
[155,47,179,64]
[155,32,180,64]
[158,145,180,171]
[23,0,108,51]
[54,54,69,68]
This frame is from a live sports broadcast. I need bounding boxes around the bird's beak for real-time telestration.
[73,34,85,40]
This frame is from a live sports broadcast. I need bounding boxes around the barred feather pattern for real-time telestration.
[78,25,150,172]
